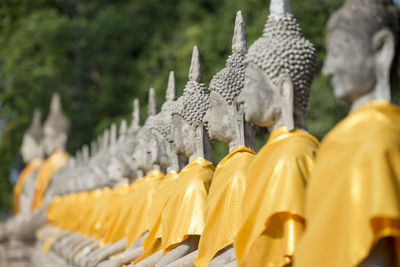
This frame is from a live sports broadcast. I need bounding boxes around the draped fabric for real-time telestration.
[13,158,43,212]
[133,170,180,263]
[234,127,319,267]
[161,157,214,253]
[94,184,130,240]
[101,183,137,243]
[32,151,69,209]
[295,101,400,267]
[195,146,255,267]
[125,170,164,247]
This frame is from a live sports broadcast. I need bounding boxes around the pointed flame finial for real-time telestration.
[90,141,97,158]
[270,0,291,20]
[119,119,127,138]
[148,88,157,116]
[189,45,202,82]
[166,71,177,101]
[103,129,110,149]
[50,93,61,112]
[232,11,247,54]
[110,123,117,146]
[82,144,89,164]
[132,98,140,127]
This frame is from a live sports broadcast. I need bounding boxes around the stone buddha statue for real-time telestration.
[232,1,319,266]
[178,11,257,267]
[15,109,45,214]
[1,109,45,267]
[294,1,400,267]
[145,45,214,267]
[32,93,71,210]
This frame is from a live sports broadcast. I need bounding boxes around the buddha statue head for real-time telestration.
[238,0,316,131]
[323,0,400,111]
[171,46,212,162]
[203,11,255,151]
[148,71,180,172]
[43,93,71,155]
[20,108,44,163]
[131,88,158,174]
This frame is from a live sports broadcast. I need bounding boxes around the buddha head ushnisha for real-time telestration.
[238,0,316,132]
[203,11,255,151]
[21,108,44,163]
[148,71,180,172]
[43,93,71,155]
[323,0,400,111]
[171,46,212,162]
[132,88,159,174]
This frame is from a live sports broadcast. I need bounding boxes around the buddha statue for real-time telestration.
[1,109,45,267]
[144,45,214,267]
[32,92,71,210]
[15,109,45,214]
[232,1,319,266]
[177,11,256,267]
[6,94,71,245]
[294,1,400,267]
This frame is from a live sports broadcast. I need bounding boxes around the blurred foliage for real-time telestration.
[0,0,347,213]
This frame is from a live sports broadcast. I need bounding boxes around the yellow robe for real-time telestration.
[125,170,164,247]
[13,158,43,212]
[101,183,141,244]
[234,127,319,267]
[294,101,400,267]
[135,170,180,262]
[195,146,256,267]
[161,157,214,253]
[32,151,69,209]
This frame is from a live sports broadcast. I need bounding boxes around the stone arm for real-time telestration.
[7,206,47,242]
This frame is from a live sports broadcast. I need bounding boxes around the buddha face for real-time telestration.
[323,29,376,102]
[107,157,128,181]
[43,128,67,155]
[131,137,150,172]
[172,114,196,158]
[20,135,43,163]
[149,130,170,168]
[238,62,281,128]
[203,91,235,144]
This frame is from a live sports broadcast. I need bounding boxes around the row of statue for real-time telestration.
[1,0,399,266]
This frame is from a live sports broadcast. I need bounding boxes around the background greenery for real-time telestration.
[0,0,348,215]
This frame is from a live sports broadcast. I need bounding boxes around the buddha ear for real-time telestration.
[279,74,294,131]
[372,28,394,101]
[193,121,203,141]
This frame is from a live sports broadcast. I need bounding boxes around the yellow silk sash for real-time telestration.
[13,158,43,212]
[295,101,400,267]
[32,151,69,209]
[234,127,319,266]
[125,170,164,247]
[161,157,214,253]
[195,146,255,267]
[134,171,180,263]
